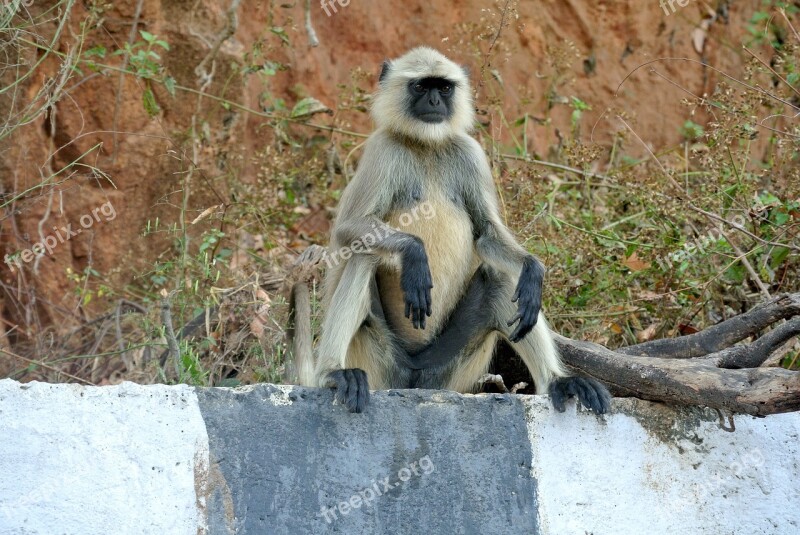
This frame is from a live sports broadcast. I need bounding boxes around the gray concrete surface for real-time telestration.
[198,385,537,534]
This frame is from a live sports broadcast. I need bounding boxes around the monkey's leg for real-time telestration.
[409,265,503,391]
[314,214,437,412]
[470,225,610,411]
[406,267,494,369]
[314,255,376,413]
[345,275,414,390]
[345,268,495,393]
[407,265,560,393]
[503,324,611,414]
[413,267,611,414]
[435,331,500,392]
[345,325,411,390]
[491,284,611,414]
[334,217,433,330]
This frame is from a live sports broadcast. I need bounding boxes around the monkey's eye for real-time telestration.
[440,84,452,94]
[412,83,425,93]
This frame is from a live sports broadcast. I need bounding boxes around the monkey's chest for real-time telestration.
[377,194,476,351]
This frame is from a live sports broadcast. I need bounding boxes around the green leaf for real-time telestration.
[84,45,107,59]
[570,96,591,111]
[163,76,176,96]
[199,238,217,254]
[773,210,789,225]
[215,248,233,261]
[769,247,790,270]
[290,96,331,119]
[142,86,160,117]
[139,30,156,43]
[270,26,290,46]
[680,120,704,140]
[758,191,780,205]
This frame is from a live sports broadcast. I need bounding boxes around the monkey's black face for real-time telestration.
[407,77,454,124]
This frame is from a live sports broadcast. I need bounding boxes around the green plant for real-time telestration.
[112,30,174,116]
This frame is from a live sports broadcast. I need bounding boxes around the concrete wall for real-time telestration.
[0,379,798,534]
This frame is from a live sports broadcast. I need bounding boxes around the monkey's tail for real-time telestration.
[510,313,568,394]
[284,245,327,386]
[286,280,316,386]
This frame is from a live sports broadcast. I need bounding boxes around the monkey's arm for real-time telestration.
[330,136,433,329]
[463,140,545,342]
[475,222,544,343]
[333,218,433,330]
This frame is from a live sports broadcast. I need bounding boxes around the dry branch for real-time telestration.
[618,293,800,359]
[558,293,800,416]
[558,335,800,416]
[710,317,800,369]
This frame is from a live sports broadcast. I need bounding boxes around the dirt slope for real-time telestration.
[0,0,766,331]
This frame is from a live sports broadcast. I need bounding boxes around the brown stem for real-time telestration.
[619,293,800,358]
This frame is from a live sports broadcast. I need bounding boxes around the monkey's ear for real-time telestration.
[379,61,391,83]
[461,65,471,79]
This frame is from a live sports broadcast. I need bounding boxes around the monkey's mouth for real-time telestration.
[417,113,446,124]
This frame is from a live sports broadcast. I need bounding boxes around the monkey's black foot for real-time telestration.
[549,376,612,415]
[327,368,370,413]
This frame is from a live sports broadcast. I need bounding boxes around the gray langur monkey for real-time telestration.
[292,47,611,415]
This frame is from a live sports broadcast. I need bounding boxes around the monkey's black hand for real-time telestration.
[400,240,433,329]
[326,368,370,413]
[507,256,544,343]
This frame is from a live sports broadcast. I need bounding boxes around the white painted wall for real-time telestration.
[525,398,800,535]
[0,380,209,535]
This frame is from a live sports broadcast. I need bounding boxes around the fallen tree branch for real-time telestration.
[556,295,800,416]
[618,293,800,359]
[708,317,800,369]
